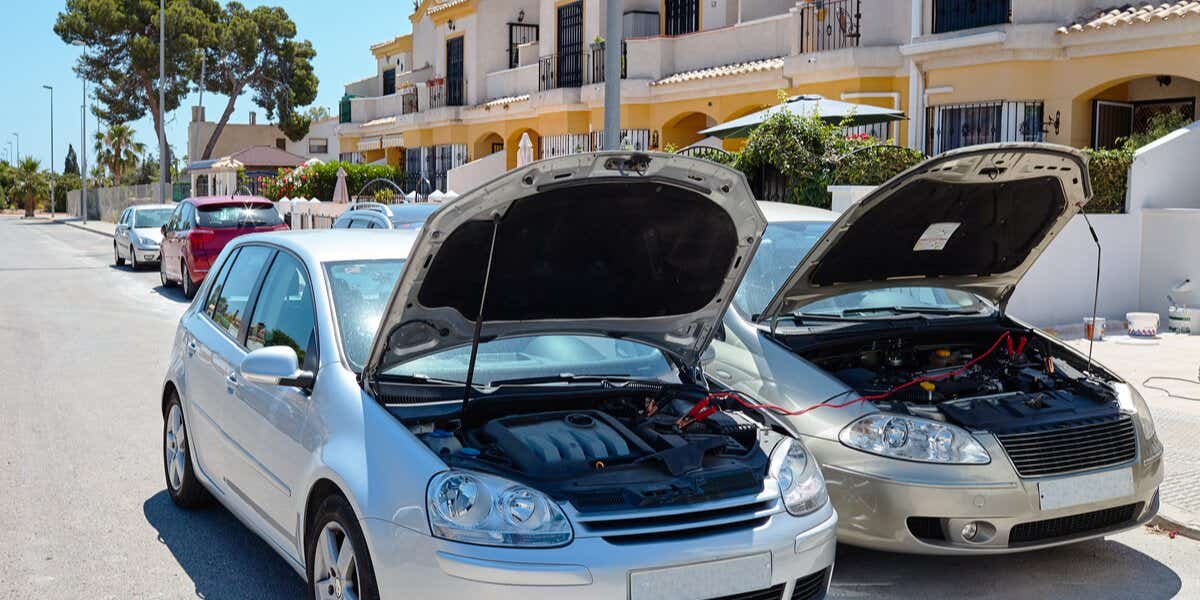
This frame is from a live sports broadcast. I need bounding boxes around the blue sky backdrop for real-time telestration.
[0,1,411,174]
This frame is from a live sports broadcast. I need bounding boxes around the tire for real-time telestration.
[160,257,176,288]
[114,242,126,267]
[306,495,381,600]
[129,245,140,271]
[182,261,197,299]
[163,392,211,509]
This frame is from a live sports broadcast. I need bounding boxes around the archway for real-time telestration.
[1071,74,1200,148]
[660,111,717,151]
[505,128,540,170]
[473,132,504,161]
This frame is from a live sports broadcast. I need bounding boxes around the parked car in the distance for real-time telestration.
[159,196,288,299]
[160,153,837,600]
[114,203,174,269]
[707,143,1163,554]
[332,201,439,231]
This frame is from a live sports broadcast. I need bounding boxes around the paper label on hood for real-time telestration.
[913,222,961,251]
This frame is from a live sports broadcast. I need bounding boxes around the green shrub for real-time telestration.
[834,142,926,186]
[261,161,405,201]
[1084,148,1132,214]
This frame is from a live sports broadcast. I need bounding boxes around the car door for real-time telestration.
[115,209,132,258]
[175,203,196,279]
[228,249,320,554]
[161,205,184,279]
[189,245,276,495]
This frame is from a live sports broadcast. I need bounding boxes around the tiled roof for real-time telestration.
[427,0,470,15]
[650,57,786,87]
[471,94,531,110]
[1058,1,1200,34]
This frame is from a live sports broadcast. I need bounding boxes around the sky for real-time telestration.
[0,1,412,174]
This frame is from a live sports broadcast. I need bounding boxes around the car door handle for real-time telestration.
[186,340,198,356]
[225,372,239,392]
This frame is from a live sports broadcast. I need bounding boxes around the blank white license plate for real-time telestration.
[1038,468,1134,511]
[629,553,771,600]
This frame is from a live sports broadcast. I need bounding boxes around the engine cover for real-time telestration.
[480,411,654,473]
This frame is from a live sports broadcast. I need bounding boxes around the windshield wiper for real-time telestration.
[485,373,654,387]
[377,373,464,386]
[841,306,981,317]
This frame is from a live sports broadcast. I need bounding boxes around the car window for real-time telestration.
[165,208,179,232]
[733,221,833,318]
[134,208,173,229]
[204,248,240,318]
[325,259,406,370]
[197,204,283,228]
[349,218,369,229]
[120,209,131,225]
[208,246,274,341]
[246,252,316,365]
[178,204,194,231]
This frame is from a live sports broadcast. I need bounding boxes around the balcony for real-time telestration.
[625,12,796,81]
[428,77,466,109]
[799,0,862,53]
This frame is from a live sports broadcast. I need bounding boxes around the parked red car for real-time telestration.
[159,196,288,298]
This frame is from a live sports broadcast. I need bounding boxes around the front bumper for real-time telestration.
[134,247,160,262]
[362,502,837,600]
[807,434,1164,554]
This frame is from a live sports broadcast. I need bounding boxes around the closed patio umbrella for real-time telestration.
[332,167,350,204]
[700,95,906,139]
[517,132,535,167]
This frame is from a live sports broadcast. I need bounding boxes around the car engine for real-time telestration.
[804,328,1121,434]
[407,389,783,511]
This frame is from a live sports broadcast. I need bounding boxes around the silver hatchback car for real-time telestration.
[161,153,838,600]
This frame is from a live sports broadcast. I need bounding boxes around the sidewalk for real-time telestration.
[54,216,116,238]
[1062,330,1200,539]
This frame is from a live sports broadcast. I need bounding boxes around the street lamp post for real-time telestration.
[43,85,55,219]
[81,78,88,224]
[10,133,19,162]
[158,0,170,203]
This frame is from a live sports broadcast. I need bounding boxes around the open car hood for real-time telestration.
[759,143,1092,322]
[364,152,766,378]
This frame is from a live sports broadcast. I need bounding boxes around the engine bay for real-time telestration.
[403,387,785,512]
[799,327,1121,434]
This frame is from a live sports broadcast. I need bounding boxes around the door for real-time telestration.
[664,0,699,36]
[115,208,133,259]
[1093,101,1133,149]
[193,245,276,507]
[160,205,184,279]
[446,36,465,106]
[175,203,196,281]
[556,1,583,87]
[228,250,319,554]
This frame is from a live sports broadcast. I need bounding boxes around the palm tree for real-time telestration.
[11,157,47,218]
[93,123,146,184]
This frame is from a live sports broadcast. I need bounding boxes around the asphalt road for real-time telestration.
[1,214,1198,599]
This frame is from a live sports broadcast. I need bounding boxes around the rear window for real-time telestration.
[197,204,282,228]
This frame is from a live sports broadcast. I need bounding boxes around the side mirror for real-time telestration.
[161,224,169,235]
[241,346,315,389]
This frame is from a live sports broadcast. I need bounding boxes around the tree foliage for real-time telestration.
[199,2,318,158]
[1082,110,1192,214]
[54,0,216,182]
[64,144,80,176]
[94,123,146,184]
[11,157,48,217]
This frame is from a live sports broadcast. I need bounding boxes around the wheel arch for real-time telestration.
[161,380,179,417]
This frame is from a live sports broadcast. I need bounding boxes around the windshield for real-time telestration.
[325,259,407,370]
[799,287,991,317]
[198,204,283,228]
[732,221,832,317]
[383,335,680,385]
[133,208,173,228]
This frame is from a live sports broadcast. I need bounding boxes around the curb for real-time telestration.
[1149,502,1200,541]
[59,220,114,239]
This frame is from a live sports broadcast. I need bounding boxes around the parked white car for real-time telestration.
[708,143,1162,554]
[160,153,837,599]
[114,203,174,269]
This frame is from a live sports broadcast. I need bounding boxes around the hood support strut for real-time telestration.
[461,212,502,424]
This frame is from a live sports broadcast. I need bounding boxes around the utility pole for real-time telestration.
[81,78,88,224]
[158,0,170,203]
[603,0,622,150]
[43,85,55,218]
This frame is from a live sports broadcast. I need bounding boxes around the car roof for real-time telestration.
[757,201,839,223]
[385,203,440,222]
[130,203,175,211]
[187,195,273,207]
[228,229,419,265]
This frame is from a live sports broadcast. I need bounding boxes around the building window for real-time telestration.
[664,0,699,36]
[339,152,365,164]
[932,0,1010,34]
[383,68,396,96]
[309,138,329,154]
[340,95,354,124]
[926,100,1044,154]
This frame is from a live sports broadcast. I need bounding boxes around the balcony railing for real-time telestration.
[799,0,861,53]
[539,45,629,90]
[589,42,627,84]
[931,0,1010,34]
[401,90,418,115]
[428,78,466,108]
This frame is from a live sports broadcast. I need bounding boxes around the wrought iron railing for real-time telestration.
[427,78,465,108]
[508,23,540,69]
[589,42,627,84]
[799,0,861,53]
[931,0,1010,34]
[925,99,1044,154]
[401,90,418,114]
[676,146,734,163]
[539,52,585,90]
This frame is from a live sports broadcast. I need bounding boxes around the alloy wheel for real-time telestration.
[312,522,360,600]
[164,404,186,493]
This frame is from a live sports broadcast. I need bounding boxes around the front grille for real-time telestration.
[573,490,780,543]
[996,415,1137,477]
[906,517,947,542]
[713,583,785,600]
[791,569,830,600]
[1009,503,1141,544]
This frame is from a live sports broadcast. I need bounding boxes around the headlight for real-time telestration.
[770,438,828,516]
[1119,384,1157,441]
[427,470,572,547]
[840,414,990,464]
[135,236,159,249]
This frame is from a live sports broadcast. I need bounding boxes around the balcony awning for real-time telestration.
[382,134,405,148]
[358,137,382,151]
[700,95,906,139]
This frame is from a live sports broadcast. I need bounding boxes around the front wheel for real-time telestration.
[129,245,140,270]
[181,261,197,299]
[163,393,210,508]
[114,242,125,267]
[307,495,380,600]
